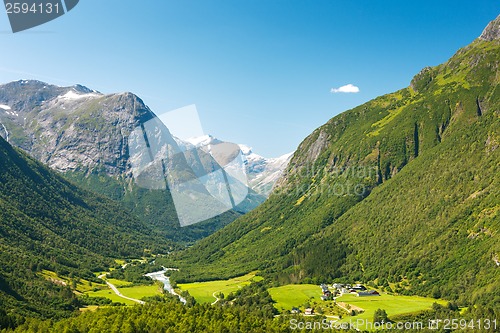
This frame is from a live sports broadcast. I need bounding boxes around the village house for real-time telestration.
[349,284,367,292]
[356,290,380,297]
[304,308,314,315]
[330,282,376,296]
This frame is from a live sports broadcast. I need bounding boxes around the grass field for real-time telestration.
[268,284,320,311]
[178,272,263,303]
[117,284,162,300]
[75,279,101,293]
[79,305,99,312]
[114,259,126,266]
[268,284,447,329]
[85,288,137,305]
[40,270,103,293]
[85,278,162,305]
[336,293,447,329]
[107,278,133,288]
[40,270,69,285]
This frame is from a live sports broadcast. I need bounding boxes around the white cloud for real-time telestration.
[330,84,360,93]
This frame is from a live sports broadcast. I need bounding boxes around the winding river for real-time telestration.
[145,267,187,305]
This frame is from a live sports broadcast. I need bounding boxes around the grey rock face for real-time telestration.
[0,80,159,177]
[479,15,500,41]
[1,80,267,235]
[178,135,293,197]
[0,80,290,217]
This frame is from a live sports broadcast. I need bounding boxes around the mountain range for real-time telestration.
[180,134,293,196]
[0,133,170,318]
[0,81,291,242]
[0,80,292,319]
[168,15,500,306]
[0,13,498,328]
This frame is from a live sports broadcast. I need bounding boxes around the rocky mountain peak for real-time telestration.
[72,84,99,94]
[0,80,160,175]
[0,80,291,199]
[479,14,500,41]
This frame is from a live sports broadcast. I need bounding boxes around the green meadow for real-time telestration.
[336,293,447,329]
[117,284,162,300]
[107,278,133,288]
[85,288,137,305]
[178,272,263,303]
[268,284,320,311]
[269,283,448,329]
[40,269,103,293]
[85,277,162,305]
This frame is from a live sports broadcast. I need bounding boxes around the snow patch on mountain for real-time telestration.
[0,105,19,117]
[240,145,293,196]
[59,90,101,101]
[176,135,293,196]
[0,79,292,201]
[182,134,219,147]
[0,122,9,142]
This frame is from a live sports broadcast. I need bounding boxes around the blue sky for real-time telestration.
[0,1,498,157]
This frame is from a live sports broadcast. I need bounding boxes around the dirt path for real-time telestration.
[211,291,220,305]
[98,273,145,305]
[336,301,364,312]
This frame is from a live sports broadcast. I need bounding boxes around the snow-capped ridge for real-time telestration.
[238,144,253,155]
[59,89,101,101]
[177,134,293,196]
[72,84,100,94]
[185,134,221,147]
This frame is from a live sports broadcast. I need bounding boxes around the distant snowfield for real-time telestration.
[59,90,100,101]
[175,134,293,196]
[0,122,9,142]
[0,104,11,110]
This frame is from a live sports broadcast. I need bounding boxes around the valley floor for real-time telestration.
[74,264,447,330]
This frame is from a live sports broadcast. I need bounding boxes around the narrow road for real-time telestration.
[211,291,221,305]
[98,273,145,305]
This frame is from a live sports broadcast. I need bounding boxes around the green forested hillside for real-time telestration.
[0,136,170,319]
[5,285,499,333]
[63,171,242,244]
[0,81,247,246]
[4,283,302,333]
[168,19,500,306]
